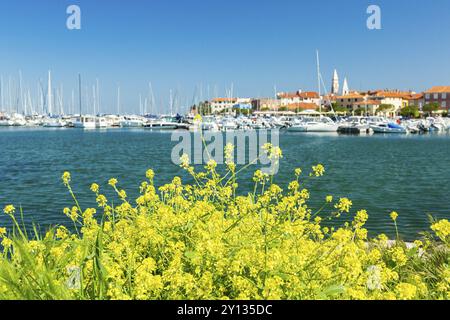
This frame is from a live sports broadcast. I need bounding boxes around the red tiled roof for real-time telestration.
[425,86,450,93]
[352,100,380,105]
[284,103,318,110]
[211,98,237,102]
[277,91,319,99]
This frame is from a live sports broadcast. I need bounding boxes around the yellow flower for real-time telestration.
[253,170,268,183]
[0,227,7,236]
[269,146,283,160]
[62,171,71,186]
[68,206,79,222]
[1,237,12,249]
[108,178,118,187]
[390,211,398,221]
[431,219,450,241]
[391,247,407,267]
[180,154,190,169]
[55,226,69,240]
[90,183,99,193]
[325,195,333,203]
[335,198,352,213]
[396,283,417,300]
[311,164,325,177]
[206,159,217,171]
[294,168,302,177]
[224,143,234,164]
[96,195,108,207]
[3,205,15,215]
[193,114,203,124]
[118,190,127,199]
[146,169,155,180]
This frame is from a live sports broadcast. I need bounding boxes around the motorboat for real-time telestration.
[289,116,338,132]
[74,115,96,129]
[370,122,407,134]
[43,118,66,128]
[144,116,179,129]
[96,116,109,129]
[338,116,371,134]
[120,116,144,128]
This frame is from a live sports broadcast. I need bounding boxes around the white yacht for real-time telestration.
[43,118,66,128]
[0,115,13,126]
[144,116,179,130]
[289,116,338,132]
[96,116,109,129]
[370,122,407,134]
[120,115,144,128]
[10,114,27,126]
[74,115,96,129]
[338,116,371,134]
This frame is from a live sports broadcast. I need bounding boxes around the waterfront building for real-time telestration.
[335,92,365,109]
[351,100,380,115]
[251,98,281,111]
[277,91,320,107]
[424,86,450,110]
[405,93,424,109]
[367,90,410,116]
[210,98,238,113]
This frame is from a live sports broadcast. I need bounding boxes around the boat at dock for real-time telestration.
[370,122,407,134]
[338,116,372,134]
[73,115,96,129]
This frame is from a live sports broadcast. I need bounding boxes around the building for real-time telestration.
[334,92,365,109]
[209,98,253,114]
[424,86,450,110]
[277,91,320,107]
[351,100,381,115]
[209,98,237,113]
[405,93,424,109]
[366,90,411,116]
[251,98,281,111]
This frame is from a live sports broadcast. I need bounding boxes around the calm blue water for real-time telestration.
[0,127,449,240]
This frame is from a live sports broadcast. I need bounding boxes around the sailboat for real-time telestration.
[73,74,96,129]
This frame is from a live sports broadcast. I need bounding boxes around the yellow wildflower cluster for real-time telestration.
[0,150,448,300]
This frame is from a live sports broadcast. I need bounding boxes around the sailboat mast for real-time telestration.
[96,78,100,115]
[0,75,3,111]
[316,50,321,113]
[117,86,120,115]
[78,73,82,116]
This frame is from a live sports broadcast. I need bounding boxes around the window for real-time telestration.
[425,93,430,100]
[443,93,447,99]
[434,93,438,99]
[442,101,447,108]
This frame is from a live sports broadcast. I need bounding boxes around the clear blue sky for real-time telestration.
[1,0,450,114]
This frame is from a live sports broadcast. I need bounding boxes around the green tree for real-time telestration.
[376,104,394,113]
[331,103,349,114]
[400,105,420,118]
[422,102,440,115]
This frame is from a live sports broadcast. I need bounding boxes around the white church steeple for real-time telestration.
[342,77,349,96]
[331,69,339,95]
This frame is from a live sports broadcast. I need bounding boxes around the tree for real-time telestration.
[332,103,349,114]
[422,102,440,115]
[376,104,394,113]
[400,105,420,118]
[353,107,367,116]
